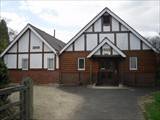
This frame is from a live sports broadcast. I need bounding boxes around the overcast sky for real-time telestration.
[0,0,160,43]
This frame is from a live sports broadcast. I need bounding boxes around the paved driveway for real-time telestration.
[10,86,155,120]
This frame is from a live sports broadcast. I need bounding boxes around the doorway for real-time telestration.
[96,59,119,86]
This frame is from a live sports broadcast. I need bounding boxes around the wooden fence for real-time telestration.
[0,77,33,120]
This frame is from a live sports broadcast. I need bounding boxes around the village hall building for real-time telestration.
[1,8,159,86]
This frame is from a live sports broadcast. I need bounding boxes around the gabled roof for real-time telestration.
[0,24,65,57]
[30,24,65,52]
[87,37,126,58]
[60,7,159,54]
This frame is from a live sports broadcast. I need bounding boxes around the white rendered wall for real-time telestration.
[18,54,28,69]
[112,49,118,55]
[99,33,114,43]
[94,50,101,55]
[94,18,101,32]
[44,53,55,69]
[116,33,128,50]
[142,43,150,50]
[66,44,73,51]
[130,33,141,50]
[102,44,111,55]
[30,31,42,52]
[74,35,84,51]
[86,34,97,50]
[86,26,92,32]
[4,54,16,68]
[103,26,110,31]
[44,44,52,52]
[8,44,17,53]
[112,18,119,31]
[30,54,42,68]
[19,30,29,52]
[121,25,128,31]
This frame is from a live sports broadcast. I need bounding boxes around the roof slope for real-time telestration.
[30,24,66,52]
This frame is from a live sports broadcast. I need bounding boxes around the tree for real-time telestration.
[0,58,9,88]
[0,19,9,53]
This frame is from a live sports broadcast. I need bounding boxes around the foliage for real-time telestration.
[147,35,160,51]
[145,91,160,120]
[0,19,9,53]
[156,65,160,86]
[0,58,9,88]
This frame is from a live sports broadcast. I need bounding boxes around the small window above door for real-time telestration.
[102,15,110,26]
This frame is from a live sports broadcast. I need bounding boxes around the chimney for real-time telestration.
[54,29,55,37]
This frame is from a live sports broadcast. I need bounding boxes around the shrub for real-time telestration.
[0,58,9,88]
[156,65,160,87]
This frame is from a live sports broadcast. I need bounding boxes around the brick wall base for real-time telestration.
[8,69,59,84]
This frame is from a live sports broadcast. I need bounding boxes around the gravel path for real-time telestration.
[9,85,154,120]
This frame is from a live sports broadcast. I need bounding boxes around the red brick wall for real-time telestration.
[59,51,99,85]
[8,69,59,84]
[60,50,157,86]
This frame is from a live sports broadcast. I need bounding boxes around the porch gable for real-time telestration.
[87,37,126,58]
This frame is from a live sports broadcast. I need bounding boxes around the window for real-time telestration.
[47,58,54,70]
[78,58,85,70]
[32,46,40,49]
[129,57,138,70]
[22,58,28,70]
[103,15,110,26]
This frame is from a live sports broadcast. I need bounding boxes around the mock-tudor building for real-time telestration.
[0,24,65,84]
[1,7,159,86]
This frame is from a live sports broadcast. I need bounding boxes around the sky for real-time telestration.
[0,0,160,43]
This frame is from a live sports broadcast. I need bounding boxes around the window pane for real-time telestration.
[78,58,85,70]
[22,59,28,70]
[48,58,54,69]
[130,57,137,70]
[103,15,110,26]
[79,59,84,68]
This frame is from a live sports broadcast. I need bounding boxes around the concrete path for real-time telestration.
[10,86,155,120]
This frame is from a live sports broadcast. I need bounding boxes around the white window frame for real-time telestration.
[129,57,138,70]
[22,58,28,70]
[47,58,54,70]
[78,58,85,71]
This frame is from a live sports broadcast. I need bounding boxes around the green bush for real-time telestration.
[0,58,9,88]
[154,91,160,104]
[145,91,160,120]
[156,65,160,86]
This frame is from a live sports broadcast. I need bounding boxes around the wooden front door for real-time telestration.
[97,59,119,86]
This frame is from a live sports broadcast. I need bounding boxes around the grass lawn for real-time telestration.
[142,91,160,120]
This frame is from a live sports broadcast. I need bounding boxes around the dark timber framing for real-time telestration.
[110,17,112,31]
[16,41,19,69]
[72,42,75,51]
[111,47,113,55]
[28,29,31,70]
[101,17,103,32]
[128,32,130,50]
[97,33,100,45]
[100,47,102,55]
[84,34,87,51]
[54,54,56,70]
[42,42,44,69]
[119,22,121,31]
[140,40,143,50]
[92,24,94,32]
[114,33,117,46]
[84,31,130,34]
[6,51,53,54]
